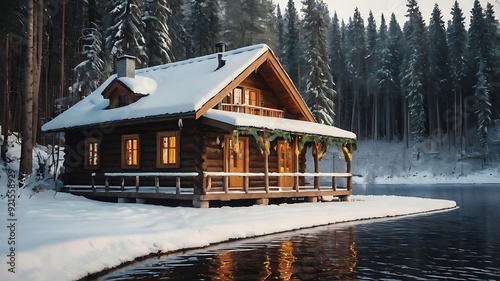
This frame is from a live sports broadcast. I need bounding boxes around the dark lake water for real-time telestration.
[99,184,500,280]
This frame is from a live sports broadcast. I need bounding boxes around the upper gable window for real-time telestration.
[223,87,261,106]
[118,95,130,107]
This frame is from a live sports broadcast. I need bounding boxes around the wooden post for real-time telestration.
[135,175,139,192]
[105,177,109,192]
[243,176,249,193]
[332,176,337,191]
[263,132,269,193]
[91,173,96,193]
[155,176,159,193]
[313,142,320,190]
[121,177,124,191]
[293,135,299,192]
[206,176,212,191]
[176,176,181,194]
[347,160,353,191]
[223,175,228,193]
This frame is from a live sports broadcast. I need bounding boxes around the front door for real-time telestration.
[225,136,248,188]
[278,140,293,188]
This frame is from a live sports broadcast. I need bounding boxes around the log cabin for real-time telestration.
[41,44,357,208]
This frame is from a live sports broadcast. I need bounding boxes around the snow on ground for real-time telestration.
[2,133,499,281]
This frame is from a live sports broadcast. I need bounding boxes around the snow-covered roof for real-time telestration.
[42,44,270,132]
[204,109,356,140]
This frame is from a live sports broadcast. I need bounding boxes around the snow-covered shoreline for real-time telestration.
[0,190,456,281]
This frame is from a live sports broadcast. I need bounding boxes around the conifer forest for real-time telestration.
[0,0,499,184]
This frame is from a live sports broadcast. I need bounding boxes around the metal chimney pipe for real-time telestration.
[117,55,136,78]
[215,42,227,71]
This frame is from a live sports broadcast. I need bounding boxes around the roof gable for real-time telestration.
[42,44,313,132]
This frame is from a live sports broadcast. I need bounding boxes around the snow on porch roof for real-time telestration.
[42,44,270,132]
[204,109,357,140]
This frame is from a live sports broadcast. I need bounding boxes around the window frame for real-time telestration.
[84,138,100,169]
[156,131,181,168]
[121,134,140,169]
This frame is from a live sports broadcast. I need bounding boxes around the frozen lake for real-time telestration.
[99,184,500,280]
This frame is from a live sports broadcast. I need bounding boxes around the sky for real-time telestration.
[276,0,500,26]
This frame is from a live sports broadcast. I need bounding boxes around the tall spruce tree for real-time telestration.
[329,12,346,127]
[377,14,397,142]
[105,0,148,70]
[404,0,427,154]
[474,61,492,162]
[143,0,172,65]
[276,4,285,62]
[387,13,405,142]
[187,0,221,58]
[301,0,336,125]
[428,4,448,139]
[468,0,488,80]
[484,3,499,119]
[346,8,366,134]
[168,0,188,61]
[447,0,467,145]
[223,0,276,48]
[71,27,104,100]
[283,0,301,90]
[366,11,379,139]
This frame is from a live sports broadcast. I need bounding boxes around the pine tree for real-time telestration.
[187,0,221,58]
[276,4,285,62]
[468,0,488,80]
[143,0,172,65]
[428,4,448,139]
[168,0,188,61]
[223,0,276,48]
[404,0,427,152]
[474,61,492,162]
[71,27,104,100]
[283,0,301,89]
[366,11,379,139]
[484,3,499,119]
[447,0,467,145]
[105,0,148,69]
[301,0,336,125]
[346,8,366,134]
[387,13,405,142]
[329,12,346,127]
[377,14,398,142]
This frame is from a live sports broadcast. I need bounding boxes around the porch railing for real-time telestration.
[219,103,284,118]
[63,172,199,194]
[203,171,352,194]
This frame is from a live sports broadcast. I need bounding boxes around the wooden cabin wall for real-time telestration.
[62,119,199,188]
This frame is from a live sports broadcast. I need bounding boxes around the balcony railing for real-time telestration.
[219,103,284,118]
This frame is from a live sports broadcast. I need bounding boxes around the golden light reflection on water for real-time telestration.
[278,240,295,280]
[206,226,357,280]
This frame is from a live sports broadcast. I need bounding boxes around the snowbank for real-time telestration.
[0,190,456,281]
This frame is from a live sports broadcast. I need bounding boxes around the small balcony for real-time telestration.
[219,103,284,118]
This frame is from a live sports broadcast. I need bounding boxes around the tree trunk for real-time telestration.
[1,34,10,163]
[19,0,35,187]
[32,0,44,146]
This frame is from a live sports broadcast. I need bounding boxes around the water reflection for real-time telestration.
[101,226,358,280]
[100,185,500,280]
